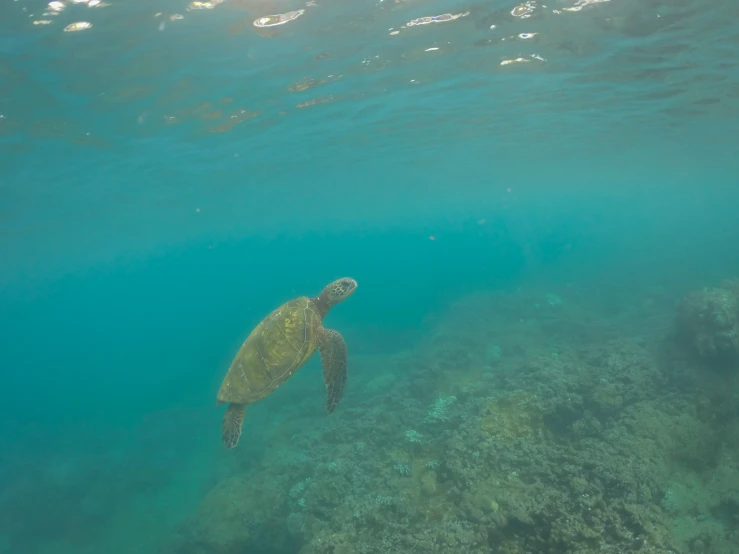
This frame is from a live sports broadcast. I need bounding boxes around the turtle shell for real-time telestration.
[217,296,321,405]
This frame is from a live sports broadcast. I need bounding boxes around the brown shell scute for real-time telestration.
[216,297,321,404]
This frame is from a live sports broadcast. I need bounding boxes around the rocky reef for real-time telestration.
[675,280,739,365]
[166,286,739,554]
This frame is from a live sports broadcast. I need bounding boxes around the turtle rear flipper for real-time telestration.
[318,328,348,413]
[222,403,246,448]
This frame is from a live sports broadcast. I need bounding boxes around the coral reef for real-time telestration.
[165,286,739,554]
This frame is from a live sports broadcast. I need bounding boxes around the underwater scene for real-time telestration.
[2,0,739,553]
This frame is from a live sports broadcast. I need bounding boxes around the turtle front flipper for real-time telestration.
[318,328,348,413]
[222,403,246,449]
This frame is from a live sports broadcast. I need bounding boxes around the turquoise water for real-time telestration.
[2,0,739,552]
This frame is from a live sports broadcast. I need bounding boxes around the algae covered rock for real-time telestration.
[676,280,739,363]
[171,473,290,554]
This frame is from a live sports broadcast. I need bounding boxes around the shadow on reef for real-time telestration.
[164,284,739,554]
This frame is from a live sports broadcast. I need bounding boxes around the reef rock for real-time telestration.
[675,280,739,364]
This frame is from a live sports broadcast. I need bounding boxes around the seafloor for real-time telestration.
[3,281,739,554]
[165,281,739,554]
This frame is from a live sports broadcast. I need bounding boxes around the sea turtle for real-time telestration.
[216,277,358,448]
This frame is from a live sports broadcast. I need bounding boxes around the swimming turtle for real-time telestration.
[216,277,357,448]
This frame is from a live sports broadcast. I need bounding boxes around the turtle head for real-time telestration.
[324,277,357,306]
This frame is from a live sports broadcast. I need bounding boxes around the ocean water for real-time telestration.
[2,0,739,552]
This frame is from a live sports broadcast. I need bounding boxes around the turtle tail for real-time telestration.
[222,403,246,449]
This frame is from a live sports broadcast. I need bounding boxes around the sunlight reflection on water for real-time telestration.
[6,0,734,146]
